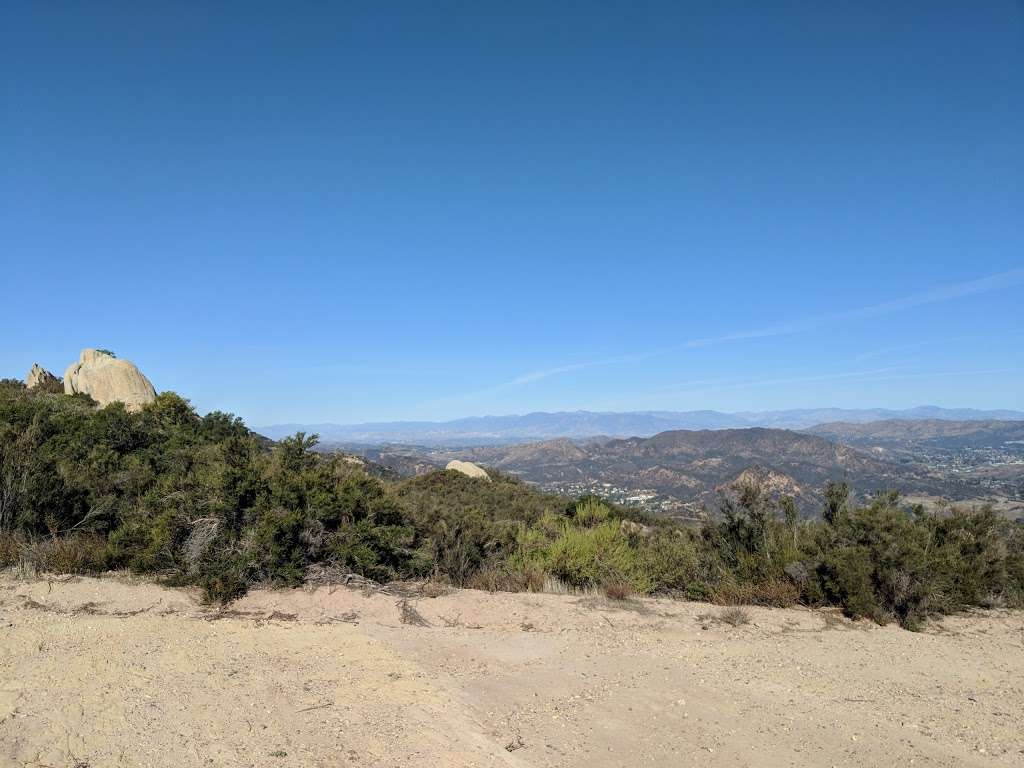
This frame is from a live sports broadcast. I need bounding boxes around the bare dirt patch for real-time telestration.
[2,574,1022,767]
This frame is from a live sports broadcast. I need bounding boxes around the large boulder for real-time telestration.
[445,460,491,481]
[25,363,59,390]
[63,348,156,412]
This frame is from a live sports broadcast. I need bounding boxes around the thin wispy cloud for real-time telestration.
[653,366,910,396]
[590,365,916,410]
[853,327,1024,363]
[310,362,452,377]
[852,338,960,363]
[424,354,642,410]
[507,361,607,386]
[831,269,1024,323]
[647,366,1014,399]
[612,367,907,402]
[422,267,1023,413]
[845,367,1017,384]
[494,266,1024,389]
[505,351,650,387]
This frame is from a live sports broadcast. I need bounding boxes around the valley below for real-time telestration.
[325,419,1024,520]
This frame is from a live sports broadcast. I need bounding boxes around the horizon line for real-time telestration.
[253,402,1024,428]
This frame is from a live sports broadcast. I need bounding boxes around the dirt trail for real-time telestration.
[1,575,1022,767]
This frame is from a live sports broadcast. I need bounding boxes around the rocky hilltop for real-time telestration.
[24,363,59,390]
[445,459,491,481]
[63,348,156,412]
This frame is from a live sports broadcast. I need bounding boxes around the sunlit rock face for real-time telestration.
[64,349,156,411]
[445,460,491,481]
[25,363,59,390]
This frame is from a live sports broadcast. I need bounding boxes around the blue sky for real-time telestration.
[3,2,1022,424]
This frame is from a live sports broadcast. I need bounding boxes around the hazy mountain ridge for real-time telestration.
[257,406,1024,445]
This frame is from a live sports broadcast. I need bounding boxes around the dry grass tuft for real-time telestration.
[540,575,600,596]
[0,534,21,570]
[711,578,799,608]
[601,580,634,601]
[719,606,751,627]
[396,597,430,626]
[0,533,108,578]
[467,565,546,594]
[183,518,220,570]
[420,579,453,598]
[822,612,848,630]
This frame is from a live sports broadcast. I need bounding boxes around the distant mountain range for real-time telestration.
[257,406,1024,445]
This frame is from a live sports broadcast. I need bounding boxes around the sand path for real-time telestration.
[1,575,1022,767]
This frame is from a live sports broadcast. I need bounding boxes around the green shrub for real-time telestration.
[574,497,611,527]
[103,522,152,569]
[534,520,653,593]
[1,379,1021,626]
[199,557,249,603]
[251,509,309,586]
[637,530,702,593]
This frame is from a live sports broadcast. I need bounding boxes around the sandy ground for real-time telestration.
[1,575,1022,768]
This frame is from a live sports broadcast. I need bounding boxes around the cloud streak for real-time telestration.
[647,366,1015,398]
[651,366,910,396]
[498,266,1024,388]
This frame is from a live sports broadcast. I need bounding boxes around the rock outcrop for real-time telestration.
[63,349,157,412]
[25,363,59,390]
[445,460,491,481]
[619,519,652,538]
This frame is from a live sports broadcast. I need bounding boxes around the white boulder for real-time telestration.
[64,348,156,412]
[445,460,491,481]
